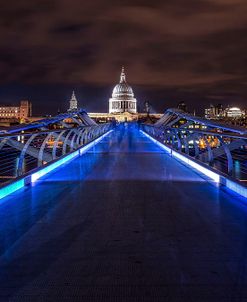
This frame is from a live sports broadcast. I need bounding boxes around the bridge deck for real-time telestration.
[0,125,247,301]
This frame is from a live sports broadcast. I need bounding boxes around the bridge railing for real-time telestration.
[141,124,247,182]
[0,123,112,185]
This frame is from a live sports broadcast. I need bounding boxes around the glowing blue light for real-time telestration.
[140,130,170,153]
[171,150,220,183]
[141,130,219,183]
[141,130,247,199]
[0,179,25,201]
[31,151,79,182]
[226,179,247,199]
[0,129,113,201]
[31,130,113,182]
[79,130,113,155]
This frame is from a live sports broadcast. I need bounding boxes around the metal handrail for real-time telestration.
[141,124,247,181]
[0,123,112,183]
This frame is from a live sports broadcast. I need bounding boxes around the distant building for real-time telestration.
[69,91,78,111]
[205,103,246,121]
[225,107,244,118]
[109,67,137,114]
[177,101,187,112]
[88,112,163,123]
[0,100,32,120]
[205,104,223,119]
[66,67,162,122]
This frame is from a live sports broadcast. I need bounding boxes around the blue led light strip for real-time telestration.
[31,151,79,182]
[141,130,247,199]
[0,179,25,201]
[31,130,113,182]
[0,130,113,201]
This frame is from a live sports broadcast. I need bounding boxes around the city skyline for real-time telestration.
[0,0,247,115]
[0,73,246,117]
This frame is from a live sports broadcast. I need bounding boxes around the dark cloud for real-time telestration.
[0,0,246,114]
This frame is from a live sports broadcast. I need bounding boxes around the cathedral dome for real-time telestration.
[112,67,134,99]
[109,67,137,114]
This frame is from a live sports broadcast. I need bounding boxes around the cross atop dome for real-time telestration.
[120,66,126,83]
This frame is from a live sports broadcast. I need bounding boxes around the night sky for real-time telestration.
[0,0,247,115]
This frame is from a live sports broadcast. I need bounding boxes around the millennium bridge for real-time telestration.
[0,109,247,301]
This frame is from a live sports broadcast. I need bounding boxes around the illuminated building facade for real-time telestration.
[109,67,137,114]
[69,91,78,111]
[205,104,245,120]
[65,68,161,122]
[225,107,244,118]
[0,100,32,120]
[205,104,223,119]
